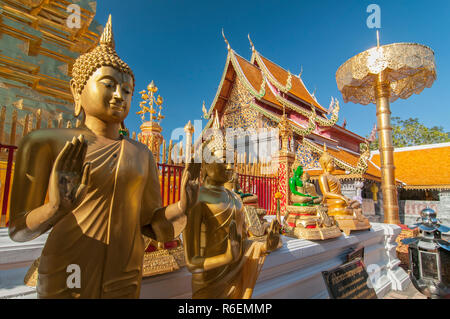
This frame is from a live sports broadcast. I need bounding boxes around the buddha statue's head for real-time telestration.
[70,15,135,127]
[301,171,311,183]
[202,113,234,186]
[293,165,303,179]
[319,145,334,173]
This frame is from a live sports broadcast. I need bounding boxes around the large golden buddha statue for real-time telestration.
[8,16,198,299]
[318,145,370,235]
[183,126,281,299]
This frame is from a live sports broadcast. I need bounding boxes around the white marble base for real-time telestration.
[0,222,410,299]
[0,229,47,299]
[140,222,410,299]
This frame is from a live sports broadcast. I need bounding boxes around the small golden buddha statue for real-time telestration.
[8,15,199,299]
[318,145,370,235]
[284,164,341,240]
[183,128,281,299]
[225,171,268,238]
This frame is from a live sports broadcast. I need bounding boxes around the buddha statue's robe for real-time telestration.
[291,182,322,205]
[11,129,172,299]
[319,172,355,216]
[184,186,267,299]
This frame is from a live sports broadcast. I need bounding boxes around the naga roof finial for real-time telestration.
[248,34,255,52]
[221,28,231,51]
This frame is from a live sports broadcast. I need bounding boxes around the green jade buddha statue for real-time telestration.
[284,165,341,240]
[289,166,320,207]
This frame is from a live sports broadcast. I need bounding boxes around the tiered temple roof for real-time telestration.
[204,37,382,181]
[371,143,450,190]
[0,0,102,129]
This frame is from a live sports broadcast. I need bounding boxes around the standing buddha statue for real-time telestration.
[318,145,370,235]
[8,15,199,298]
[183,125,281,299]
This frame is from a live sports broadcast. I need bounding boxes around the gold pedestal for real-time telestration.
[142,246,186,277]
[334,215,371,236]
[283,206,342,240]
[142,237,186,277]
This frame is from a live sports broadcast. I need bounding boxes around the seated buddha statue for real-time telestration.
[289,166,321,206]
[318,145,370,235]
[284,164,341,240]
[183,125,281,299]
[225,171,268,238]
[227,171,258,205]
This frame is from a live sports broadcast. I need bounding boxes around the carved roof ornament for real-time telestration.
[221,28,231,51]
[248,34,255,53]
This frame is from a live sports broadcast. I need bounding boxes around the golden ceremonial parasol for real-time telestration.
[335,35,437,224]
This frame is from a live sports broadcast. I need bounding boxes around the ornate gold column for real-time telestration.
[139,121,163,163]
[184,121,194,163]
[375,71,399,224]
[336,42,436,224]
[274,113,295,216]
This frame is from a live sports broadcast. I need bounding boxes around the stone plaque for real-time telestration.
[322,258,377,299]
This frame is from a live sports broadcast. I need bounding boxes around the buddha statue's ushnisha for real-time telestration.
[8,15,199,299]
[183,124,281,299]
[318,145,370,235]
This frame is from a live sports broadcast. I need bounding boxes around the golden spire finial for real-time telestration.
[222,28,231,51]
[376,30,380,49]
[248,34,255,52]
[137,80,164,123]
[100,14,115,49]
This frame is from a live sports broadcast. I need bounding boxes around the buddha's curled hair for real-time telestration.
[71,15,135,95]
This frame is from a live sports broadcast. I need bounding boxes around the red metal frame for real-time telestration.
[238,173,277,215]
[157,163,184,206]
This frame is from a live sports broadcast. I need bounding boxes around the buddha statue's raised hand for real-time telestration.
[264,219,281,253]
[179,161,200,212]
[47,135,91,224]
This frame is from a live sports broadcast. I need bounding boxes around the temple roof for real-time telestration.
[251,52,328,113]
[202,39,375,180]
[206,47,334,124]
[370,143,450,190]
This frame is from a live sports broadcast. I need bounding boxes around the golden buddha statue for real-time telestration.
[225,171,268,238]
[318,145,370,235]
[183,127,281,299]
[8,15,199,299]
[284,164,341,240]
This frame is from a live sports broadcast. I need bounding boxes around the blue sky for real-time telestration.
[96,0,450,143]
